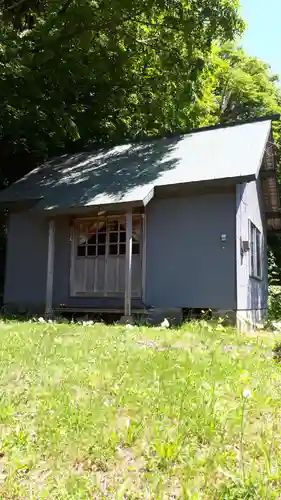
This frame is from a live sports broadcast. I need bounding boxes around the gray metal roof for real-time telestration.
[0,119,272,211]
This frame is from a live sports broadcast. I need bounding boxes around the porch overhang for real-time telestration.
[0,174,258,216]
[0,197,43,212]
[0,188,155,216]
[40,187,154,217]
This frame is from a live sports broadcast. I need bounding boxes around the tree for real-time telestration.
[214,44,281,122]
[193,43,281,175]
[0,0,244,160]
[0,1,244,290]
[201,43,281,283]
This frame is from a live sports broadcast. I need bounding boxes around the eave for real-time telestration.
[260,132,281,232]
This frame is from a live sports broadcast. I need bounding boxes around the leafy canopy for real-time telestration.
[0,0,244,154]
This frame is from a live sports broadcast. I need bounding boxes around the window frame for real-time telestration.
[75,216,141,258]
[249,220,262,280]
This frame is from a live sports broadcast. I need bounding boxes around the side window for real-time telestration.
[249,221,262,279]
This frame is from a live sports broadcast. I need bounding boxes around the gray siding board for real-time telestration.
[145,193,236,309]
[236,179,268,320]
[4,212,48,308]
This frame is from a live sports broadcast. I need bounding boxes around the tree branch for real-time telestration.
[1,0,27,11]
[58,0,74,15]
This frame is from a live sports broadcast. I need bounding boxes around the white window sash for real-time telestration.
[249,221,262,279]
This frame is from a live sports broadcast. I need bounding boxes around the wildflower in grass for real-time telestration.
[223,345,233,351]
[243,389,252,399]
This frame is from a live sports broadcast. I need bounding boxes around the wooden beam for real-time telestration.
[265,212,281,219]
[124,212,133,317]
[45,219,55,317]
[69,225,75,296]
[141,213,147,303]
[260,170,275,180]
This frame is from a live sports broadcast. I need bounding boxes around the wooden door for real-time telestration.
[71,215,142,296]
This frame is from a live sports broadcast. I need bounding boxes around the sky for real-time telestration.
[241,0,281,78]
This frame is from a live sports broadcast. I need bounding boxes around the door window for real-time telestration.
[76,216,141,257]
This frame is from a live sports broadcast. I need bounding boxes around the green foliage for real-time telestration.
[268,250,280,286]
[217,481,262,499]
[199,43,281,179]
[272,341,281,362]
[268,234,281,289]
[0,0,244,158]
[0,2,280,172]
[268,286,281,321]
[213,43,281,124]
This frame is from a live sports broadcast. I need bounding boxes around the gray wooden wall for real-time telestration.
[145,192,236,310]
[4,190,237,312]
[4,213,48,310]
[236,179,268,325]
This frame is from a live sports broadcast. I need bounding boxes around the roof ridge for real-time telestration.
[130,114,280,145]
[49,114,280,157]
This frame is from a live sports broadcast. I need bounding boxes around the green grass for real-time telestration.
[0,320,280,498]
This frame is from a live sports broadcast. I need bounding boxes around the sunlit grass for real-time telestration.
[0,320,280,498]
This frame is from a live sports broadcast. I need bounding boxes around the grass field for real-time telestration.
[0,320,280,498]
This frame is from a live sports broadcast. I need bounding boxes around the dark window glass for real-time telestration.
[88,234,97,245]
[132,243,140,255]
[250,223,255,275]
[109,232,118,243]
[109,244,118,255]
[98,232,106,245]
[97,245,105,256]
[77,245,86,257]
[87,245,96,256]
[119,243,126,255]
[250,221,262,278]
[120,232,126,243]
[256,231,261,278]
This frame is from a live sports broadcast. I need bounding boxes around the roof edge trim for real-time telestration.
[255,121,272,178]
[143,187,154,206]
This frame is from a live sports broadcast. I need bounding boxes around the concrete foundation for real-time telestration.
[214,308,267,332]
[145,308,183,326]
[119,315,135,325]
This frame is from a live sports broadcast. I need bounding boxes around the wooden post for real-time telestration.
[124,211,133,317]
[45,219,55,317]
[69,224,75,296]
[141,213,147,303]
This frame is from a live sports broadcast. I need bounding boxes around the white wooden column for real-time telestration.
[124,212,133,317]
[45,219,55,317]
